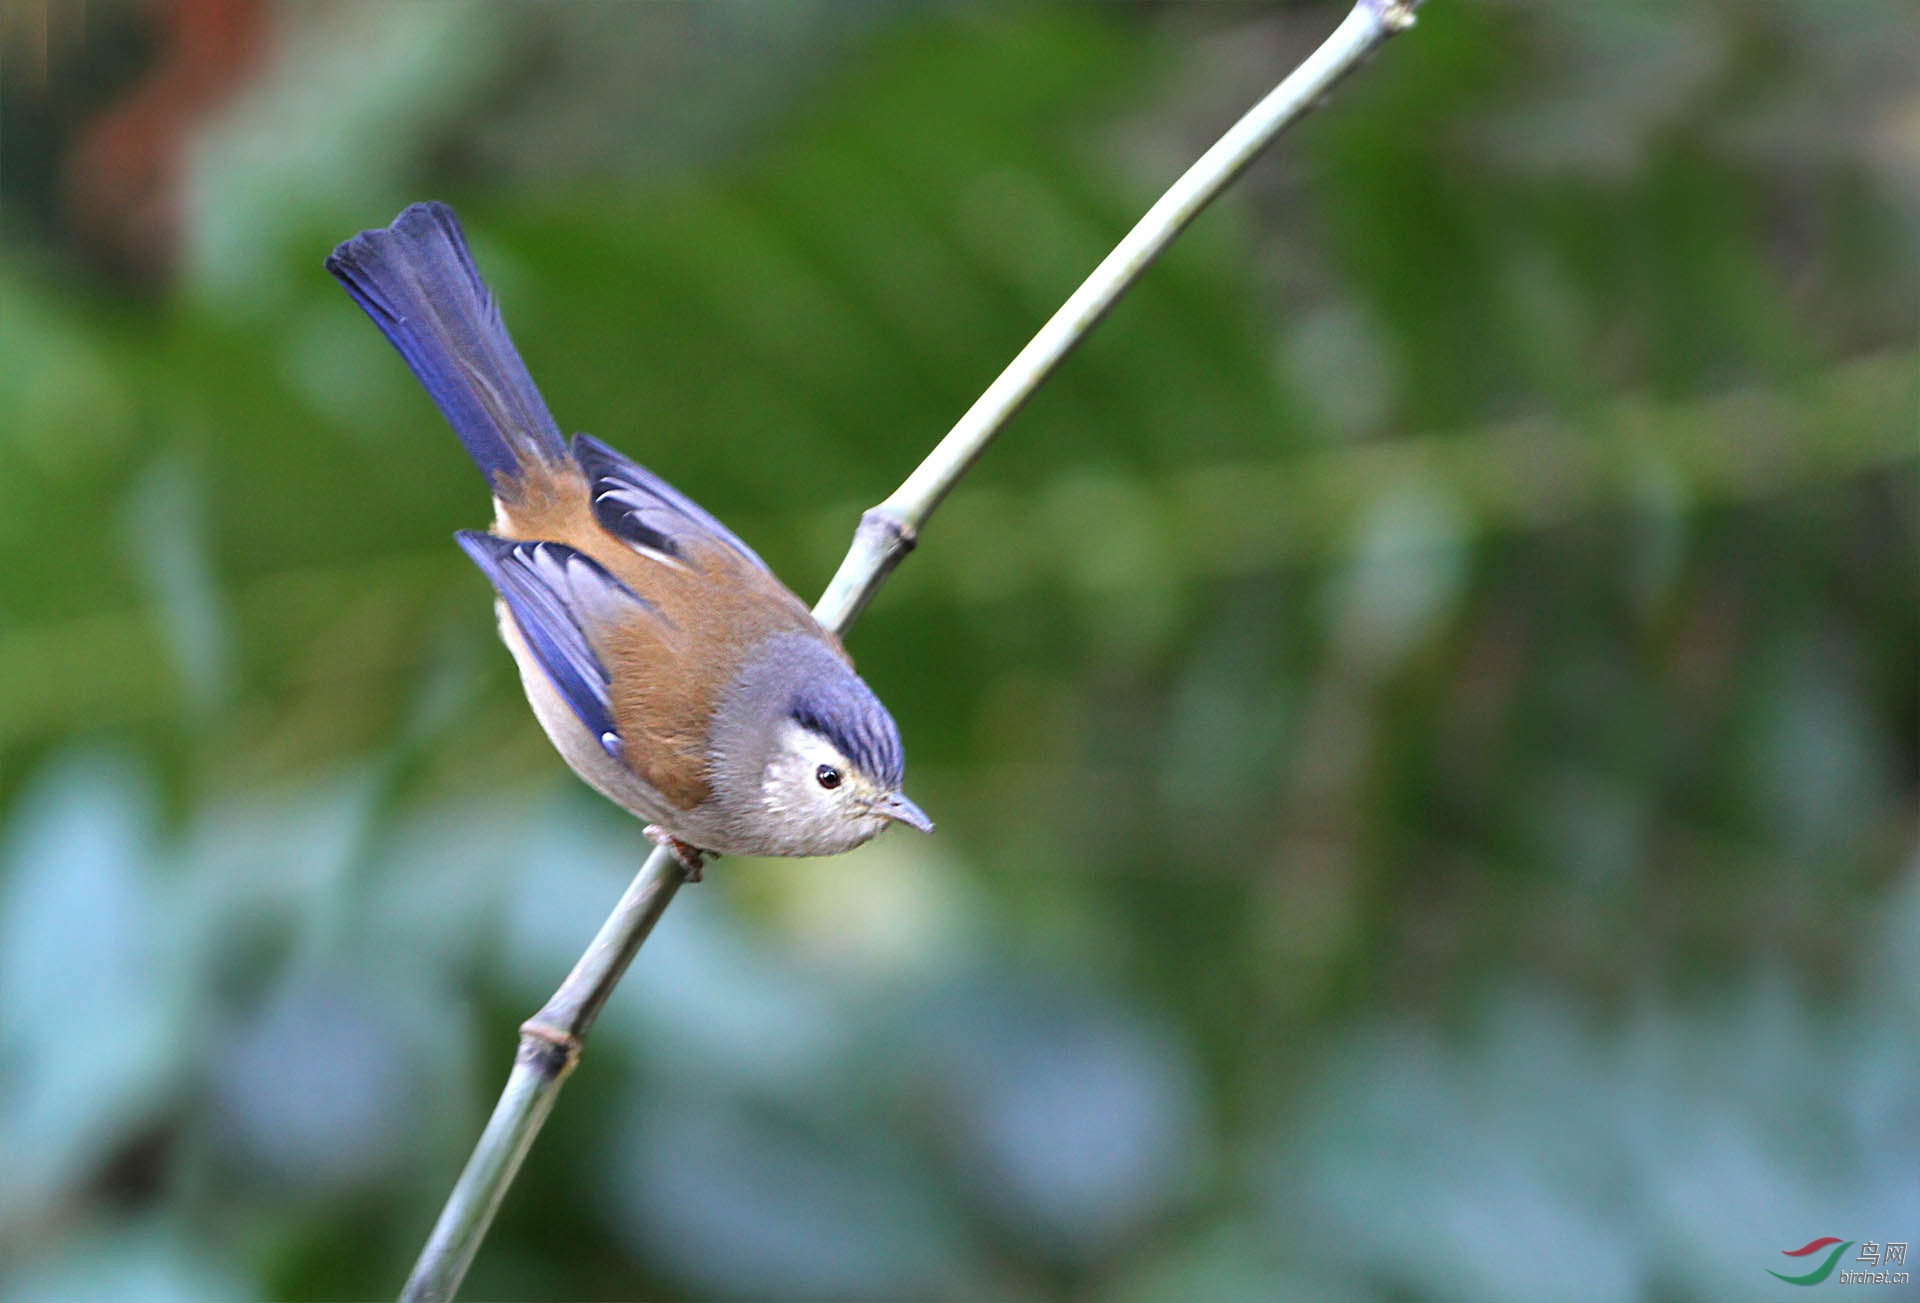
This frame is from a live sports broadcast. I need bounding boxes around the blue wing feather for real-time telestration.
[327,203,568,490]
[455,532,646,760]
[572,433,771,573]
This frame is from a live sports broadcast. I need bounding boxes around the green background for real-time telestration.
[1,1,1915,1298]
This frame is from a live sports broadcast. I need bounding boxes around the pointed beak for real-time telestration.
[878,792,934,834]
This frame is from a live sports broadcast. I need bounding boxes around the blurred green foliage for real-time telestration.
[1,2,1915,1300]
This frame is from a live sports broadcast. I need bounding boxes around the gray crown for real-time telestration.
[790,675,905,788]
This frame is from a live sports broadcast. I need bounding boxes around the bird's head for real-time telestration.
[710,633,930,857]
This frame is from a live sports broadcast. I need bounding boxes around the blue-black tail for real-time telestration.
[326,202,569,494]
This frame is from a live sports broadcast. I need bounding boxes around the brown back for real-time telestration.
[494,460,838,809]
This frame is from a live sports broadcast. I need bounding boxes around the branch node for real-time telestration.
[516,1019,582,1080]
[860,508,917,554]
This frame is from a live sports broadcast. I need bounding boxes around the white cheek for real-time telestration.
[759,750,838,822]
[761,772,830,825]
[751,730,888,855]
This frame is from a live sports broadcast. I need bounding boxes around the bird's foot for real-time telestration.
[645,825,711,883]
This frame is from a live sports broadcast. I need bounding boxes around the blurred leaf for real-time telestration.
[0,755,190,1228]
[604,1092,963,1299]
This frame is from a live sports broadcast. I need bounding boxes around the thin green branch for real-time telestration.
[813,0,1418,631]
[399,4,1420,1298]
[399,852,685,1301]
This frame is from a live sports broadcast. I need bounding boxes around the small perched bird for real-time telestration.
[326,202,929,874]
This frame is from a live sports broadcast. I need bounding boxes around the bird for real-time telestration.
[325,201,930,877]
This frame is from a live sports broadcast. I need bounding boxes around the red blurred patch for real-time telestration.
[63,0,269,286]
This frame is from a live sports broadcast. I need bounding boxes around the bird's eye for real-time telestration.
[815,764,842,790]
